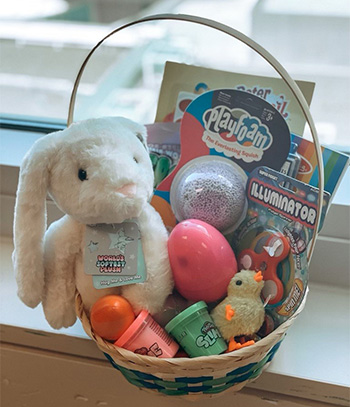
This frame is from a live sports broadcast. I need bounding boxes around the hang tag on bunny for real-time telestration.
[84,220,147,289]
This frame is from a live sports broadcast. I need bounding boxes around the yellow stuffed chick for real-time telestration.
[211,269,265,351]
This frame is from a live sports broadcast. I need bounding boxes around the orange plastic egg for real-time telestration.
[90,295,135,341]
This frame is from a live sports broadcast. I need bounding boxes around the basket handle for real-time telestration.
[67,13,324,262]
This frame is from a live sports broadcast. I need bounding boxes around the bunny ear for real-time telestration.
[12,134,58,308]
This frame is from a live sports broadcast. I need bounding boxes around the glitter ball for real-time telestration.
[170,158,247,233]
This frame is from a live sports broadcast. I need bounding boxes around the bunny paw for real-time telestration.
[44,304,77,329]
[18,289,42,309]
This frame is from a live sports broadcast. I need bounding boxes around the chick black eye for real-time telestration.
[133,157,139,164]
[236,280,242,286]
[78,168,88,181]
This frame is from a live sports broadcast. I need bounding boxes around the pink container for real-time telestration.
[114,310,179,358]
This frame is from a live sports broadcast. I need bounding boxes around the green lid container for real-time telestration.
[165,301,227,358]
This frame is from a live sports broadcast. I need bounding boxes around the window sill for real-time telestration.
[0,235,349,406]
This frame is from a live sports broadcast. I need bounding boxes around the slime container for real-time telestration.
[165,301,227,358]
[114,309,179,358]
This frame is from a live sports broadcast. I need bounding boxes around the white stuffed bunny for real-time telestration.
[12,116,174,329]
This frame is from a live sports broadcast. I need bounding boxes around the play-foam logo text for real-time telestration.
[202,106,273,163]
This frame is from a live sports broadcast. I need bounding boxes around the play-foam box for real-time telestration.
[152,88,291,231]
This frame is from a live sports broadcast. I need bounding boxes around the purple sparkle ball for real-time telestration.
[170,157,247,233]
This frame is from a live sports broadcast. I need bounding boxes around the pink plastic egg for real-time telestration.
[168,219,237,302]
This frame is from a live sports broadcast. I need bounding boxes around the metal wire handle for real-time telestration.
[67,13,324,262]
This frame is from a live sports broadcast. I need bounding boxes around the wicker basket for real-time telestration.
[76,290,306,397]
[70,14,324,398]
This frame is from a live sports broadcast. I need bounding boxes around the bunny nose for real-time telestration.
[116,183,137,197]
[254,270,263,282]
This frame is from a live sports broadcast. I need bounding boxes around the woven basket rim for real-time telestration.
[76,288,307,368]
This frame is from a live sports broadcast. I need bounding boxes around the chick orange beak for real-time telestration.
[254,270,263,283]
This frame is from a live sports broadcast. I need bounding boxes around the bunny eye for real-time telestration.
[236,280,242,286]
[133,157,139,164]
[78,168,88,181]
